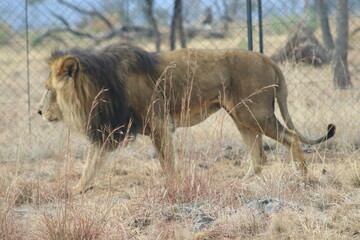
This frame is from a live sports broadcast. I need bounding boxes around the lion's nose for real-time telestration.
[38,110,42,115]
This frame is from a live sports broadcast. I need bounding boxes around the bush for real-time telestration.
[0,21,14,45]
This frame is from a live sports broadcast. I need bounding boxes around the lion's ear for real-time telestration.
[57,56,79,80]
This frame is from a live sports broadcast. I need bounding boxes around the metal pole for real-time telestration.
[258,0,263,53]
[25,0,32,135]
[246,0,253,51]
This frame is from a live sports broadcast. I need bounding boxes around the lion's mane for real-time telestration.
[50,43,158,148]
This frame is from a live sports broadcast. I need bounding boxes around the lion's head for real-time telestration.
[38,43,157,147]
[38,54,98,132]
[38,89,62,122]
[38,55,82,124]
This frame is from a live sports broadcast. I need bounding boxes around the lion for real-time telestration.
[38,42,335,193]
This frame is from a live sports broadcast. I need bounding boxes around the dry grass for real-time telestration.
[1,107,360,239]
[0,205,27,240]
[1,41,360,239]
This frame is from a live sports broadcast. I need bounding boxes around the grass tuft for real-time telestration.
[35,205,112,240]
[0,204,26,240]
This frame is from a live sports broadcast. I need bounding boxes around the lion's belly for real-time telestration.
[173,102,221,127]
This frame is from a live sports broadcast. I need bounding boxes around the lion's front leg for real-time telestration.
[151,120,176,174]
[72,144,106,194]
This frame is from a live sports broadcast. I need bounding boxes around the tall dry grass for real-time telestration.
[0,43,360,239]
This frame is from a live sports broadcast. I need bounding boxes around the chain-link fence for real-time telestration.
[1,0,360,148]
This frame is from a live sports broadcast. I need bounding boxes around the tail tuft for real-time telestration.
[326,124,336,139]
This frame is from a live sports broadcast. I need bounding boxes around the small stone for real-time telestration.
[222,146,232,151]
[12,208,30,216]
[198,163,209,169]
[212,156,221,163]
[246,198,285,215]
[233,160,241,166]
[193,216,215,232]
[35,171,52,179]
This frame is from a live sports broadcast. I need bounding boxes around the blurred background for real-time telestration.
[0,0,359,151]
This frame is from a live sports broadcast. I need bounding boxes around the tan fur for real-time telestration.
[38,43,334,193]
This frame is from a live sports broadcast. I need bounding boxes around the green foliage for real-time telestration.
[268,11,319,36]
[237,38,247,50]
[0,21,14,45]
[269,14,299,36]
[28,0,45,5]
[305,8,319,31]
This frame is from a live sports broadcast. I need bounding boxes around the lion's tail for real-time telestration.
[273,63,335,145]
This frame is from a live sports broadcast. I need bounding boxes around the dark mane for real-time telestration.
[50,43,158,74]
[102,43,158,73]
[51,43,158,148]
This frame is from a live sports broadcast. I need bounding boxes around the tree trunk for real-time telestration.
[170,0,186,50]
[176,0,186,49]
[332,0,352,89]
[316,0,334,50]
[144,0,161,52]
[170,0,178,50]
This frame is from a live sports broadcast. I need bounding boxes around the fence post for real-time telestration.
[246,0,253,51]
[25,0,32,135]
[258,0,263,53]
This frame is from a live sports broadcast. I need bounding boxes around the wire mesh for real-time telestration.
[0,0,359,147]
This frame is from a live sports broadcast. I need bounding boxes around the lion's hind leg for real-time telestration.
[261,116,308,177]
[232,122,267,179]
